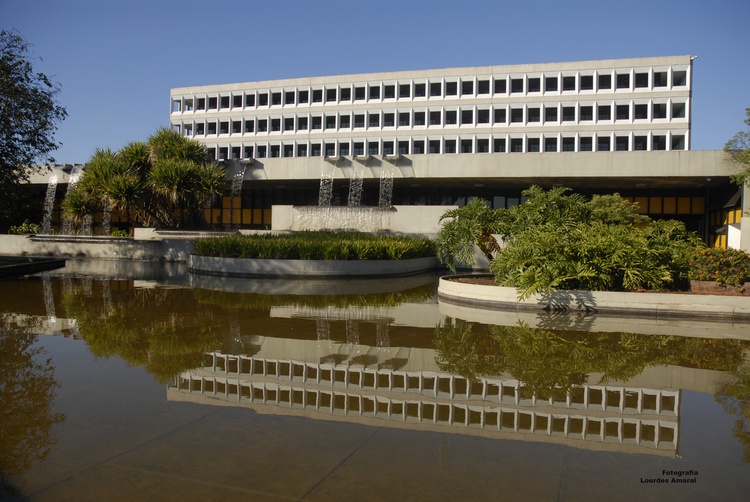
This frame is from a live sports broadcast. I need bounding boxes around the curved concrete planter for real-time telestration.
[438,274,750,321]
[189,255,437,278]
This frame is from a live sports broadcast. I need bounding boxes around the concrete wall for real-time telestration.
[271,204,455,235]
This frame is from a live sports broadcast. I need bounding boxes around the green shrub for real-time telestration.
[193,232,436,260]
[8,219,41,235]
[689,248,750,287]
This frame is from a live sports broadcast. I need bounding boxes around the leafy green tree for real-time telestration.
[437,198,503,270]
[727,108,750,185]
[0,30,67,229]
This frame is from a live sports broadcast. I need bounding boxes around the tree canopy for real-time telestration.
[727,107,750,185]
[0,30,67,227]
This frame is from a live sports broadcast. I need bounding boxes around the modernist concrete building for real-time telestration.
[169,55,746,249]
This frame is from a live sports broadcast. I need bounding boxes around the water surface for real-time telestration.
[1,262,749,501]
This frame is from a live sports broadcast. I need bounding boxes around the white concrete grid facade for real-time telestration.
[170,56,693,162]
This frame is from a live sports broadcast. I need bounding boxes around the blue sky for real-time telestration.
[2,0,749,164]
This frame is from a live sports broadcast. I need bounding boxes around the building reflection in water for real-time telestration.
[168,306,681,457]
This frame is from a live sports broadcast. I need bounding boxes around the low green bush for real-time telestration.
[193,232,436,260]
[689,247,750,287]
[8,219,41,235]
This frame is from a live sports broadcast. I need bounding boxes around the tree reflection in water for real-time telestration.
[434,318,750,401]
[0,315,65,498]
[62,284,223,384]
[715,364,750,463]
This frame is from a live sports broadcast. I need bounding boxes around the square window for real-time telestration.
[384,85,395,99]
[325,143,336,157]
[633,136,647,150]
[340,88,351,101]
[580,137,593,151]
[672,102,686,118]
[545,77,558,92]
[616,136,629,151]
[461,81,474,96]
[413,140,425,154]
[477,80,490,94]
[196,98,206,110]
[635,73,648,88]
[270,145,280,157]
[528,78,540,92]
[339,143,350,156]
[285,91,295,105]
[545,137,557,152]
[597,137,611,151]
[673,71,687,86]
[297,144,307,157]
[510,138,523,152]
[245,95,255,107]
[354,114,365,128]
[653,72,667,87]
[257,119,267,132]
[671,134,685,150]
[271,92,282,105]
[232,121,242,134]
[233,95,243,108]
[527,107,540,123]
[580,75,594,90]
[511,78,524,93]
[477,109,490,123]
[445,110,457,125]
[562,106,575,121]
[398,141,409,154]
[562,137,575,151]
[244,146,254,158]
[562,76,576,91]
[369,113,380,127]
[653,135,666,150]
[634,104,648,119]
[368,142,379,155]
[231,146,240,159]
[399,83,411,98]
[339,115,350,128]
[460,139,473,153]
[616,104,629,120]
[477,138,489,152]
[414,112,425,126]
[414,83,426,97]
[271,119,280,132]
[297,117,308,130]
[257,146,267,158]
[430,82,442,97]
[208,97,218,109]
[598,74,611,90]
[353,142,364,156]
[298,90,309,104]
[283,145,294,157]
[445,82,458,95]
[207,122,217,135]
[527,137,540,152]
[284,118,294,131]
[444,139,456,153]
[354,87,366,100]
[220,96,230,109]
[545,107,558,122]
[429,111,441,125]
[311,116,322,129]
[598,104,611,121]
[369,85,380,100]
[461,109,473,125]
[325,116,336,129]
[312,89,323,102]
[494,109,507,123]
[383,141,394,155]
[383,113,395,127]
[653,103,667,119]
[428,140,440,153]
[245,120,254,133]
[398,112,410,126]
[494,79,507,94]
[311,143,321,156]
[616,73,630,89]
[510,108,523,123]
[326,89,337,102]
[493,138,506,152]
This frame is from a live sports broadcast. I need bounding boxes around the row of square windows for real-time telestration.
[209,134,686,160]
[172,70,689,112]
[177,102,687,136]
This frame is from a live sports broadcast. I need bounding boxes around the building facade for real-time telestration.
[160,56,741,247]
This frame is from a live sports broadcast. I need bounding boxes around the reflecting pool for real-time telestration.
[1,262,750,501]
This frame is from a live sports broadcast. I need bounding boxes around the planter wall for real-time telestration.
[189,255,437,278]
